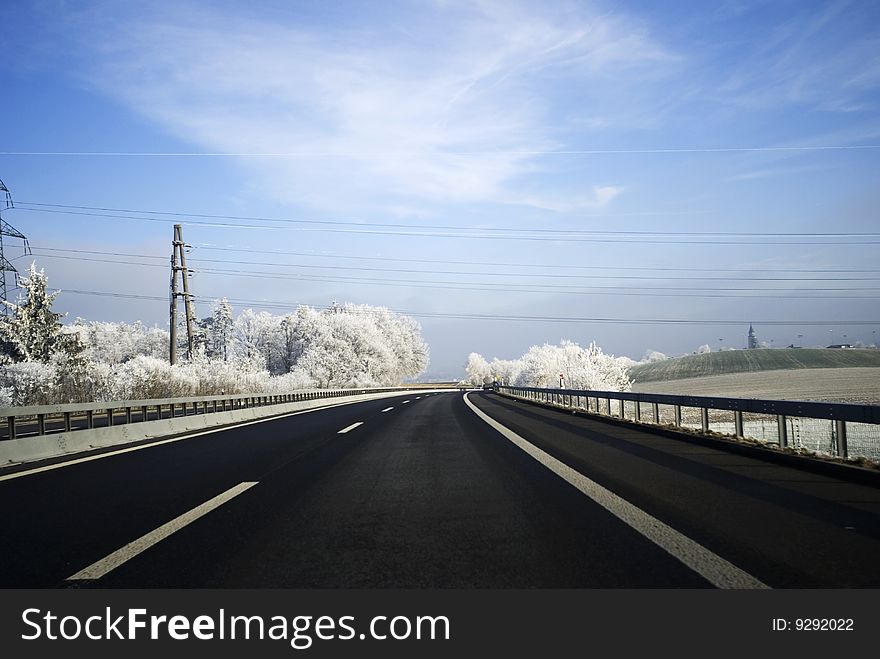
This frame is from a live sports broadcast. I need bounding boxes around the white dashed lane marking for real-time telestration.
[67,481,258,581]
[337,422,364,434]
[381,407,394,413]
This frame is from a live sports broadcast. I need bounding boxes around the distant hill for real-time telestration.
[629,348,880,383]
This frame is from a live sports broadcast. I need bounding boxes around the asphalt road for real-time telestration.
[1,391,878,588]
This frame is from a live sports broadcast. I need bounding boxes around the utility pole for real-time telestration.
[0,178,31,316]
[169,232,178,364]
[169,224,196,364]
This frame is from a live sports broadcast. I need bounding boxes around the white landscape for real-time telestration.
[0,264,428,405]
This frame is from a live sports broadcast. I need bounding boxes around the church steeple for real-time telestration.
[747,324,758,349]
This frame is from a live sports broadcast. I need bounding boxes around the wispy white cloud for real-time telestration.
[504,185,624,213]
[710,0,880,113]
[67,0,673,214]
[726,163,833,182]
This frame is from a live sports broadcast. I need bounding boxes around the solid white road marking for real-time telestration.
[337,422,364,434]
[462,393,769,590]
[381,407,394,413]
[67,481,258,581]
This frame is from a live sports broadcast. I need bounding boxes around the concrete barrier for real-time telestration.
[0,389,448,467]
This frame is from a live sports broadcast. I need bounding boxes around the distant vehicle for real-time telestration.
[482,383,495,390]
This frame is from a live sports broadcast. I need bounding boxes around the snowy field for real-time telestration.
[631,367,880,405]
[628,348,880,383]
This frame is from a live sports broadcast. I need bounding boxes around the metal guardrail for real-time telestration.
[496,385,880,459]
[0,387,429,441]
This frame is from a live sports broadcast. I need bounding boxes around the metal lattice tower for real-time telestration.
[0,179,31,315]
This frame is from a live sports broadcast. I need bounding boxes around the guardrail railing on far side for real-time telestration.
[496,385,880,461]
[0,387,426,442]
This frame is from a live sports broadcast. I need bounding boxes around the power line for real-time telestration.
[17,201,880,236]
[27,247,167,260]
[26,252,880,298]
[194,265,880,294]
[192,244,880,274]
[13,204,880,245]
[27,246,880,282]
[50,287,880,326]
[19,201,717,231]
[31,244,880,274]
[5,144,880,156]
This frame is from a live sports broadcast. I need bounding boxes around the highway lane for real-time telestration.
[0,393,432,587]
[91,390,708,588]
[1,391,878,587]
[469,393,880,588]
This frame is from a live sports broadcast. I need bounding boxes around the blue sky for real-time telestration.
[2,0,879,377]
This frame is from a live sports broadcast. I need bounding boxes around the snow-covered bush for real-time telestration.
[0,361,58,406]
[178,355,272,396]
[641,349,669,363]
[109,356,195,400]
[264,370,317,393]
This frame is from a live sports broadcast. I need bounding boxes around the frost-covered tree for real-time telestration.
[70,319,168,365]
[515,341,632,391]
[288,303,428,386]
[465,352,492,385]
[467,340,632,392]
[232,309,281,368]
[0,263,82,363]
[695,344,711,354]
[211,298,234,361]
[277,314,301,373]
[489,358,521,385]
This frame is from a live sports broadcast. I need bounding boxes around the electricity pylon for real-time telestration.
[0,178,31,316]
